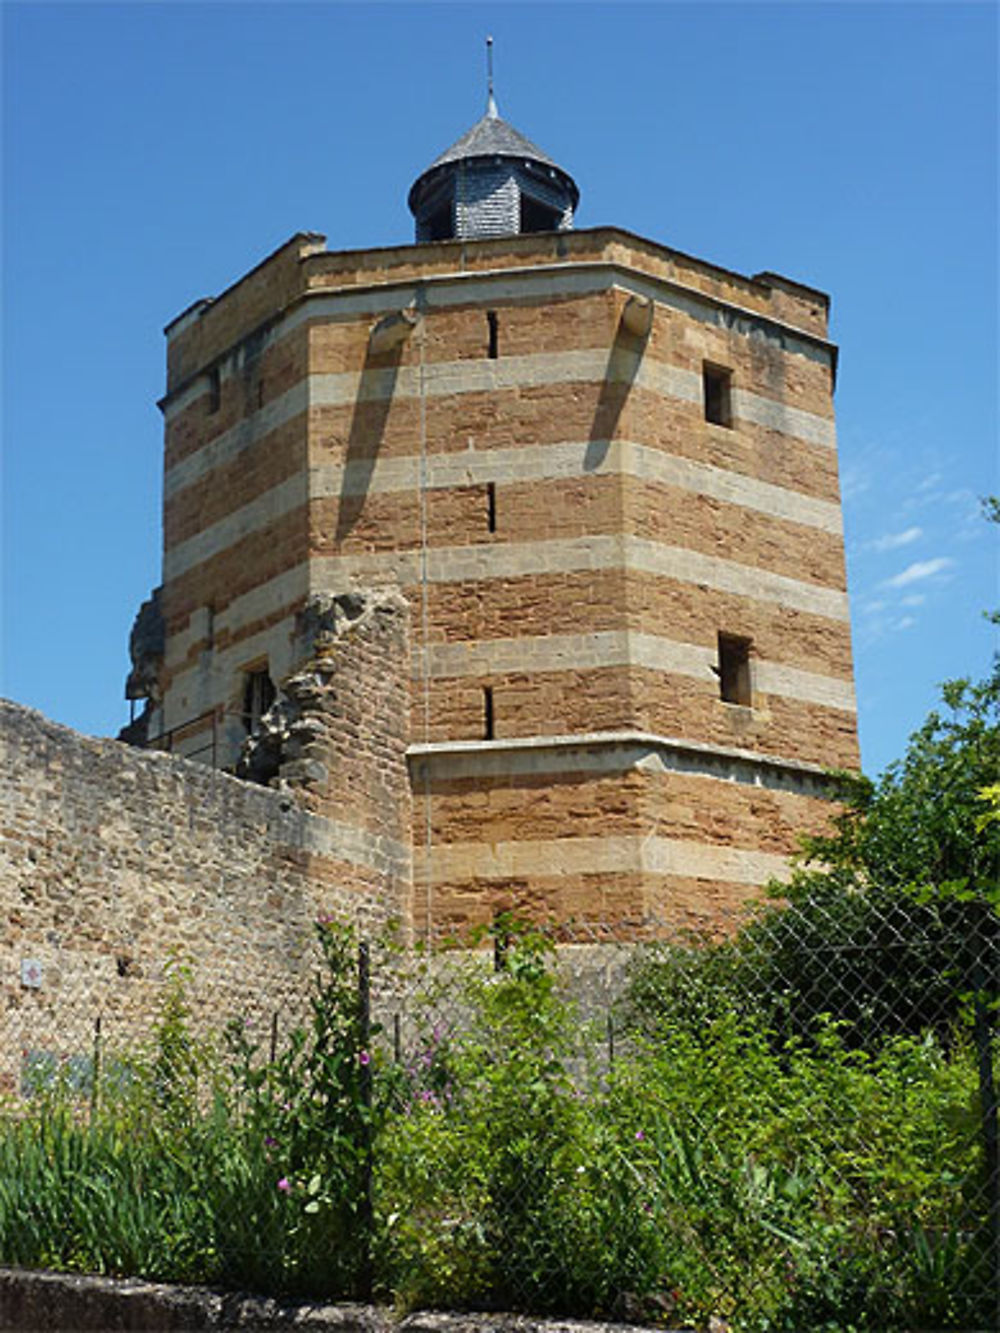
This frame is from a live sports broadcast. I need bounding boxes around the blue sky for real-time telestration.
[2,1,997,778]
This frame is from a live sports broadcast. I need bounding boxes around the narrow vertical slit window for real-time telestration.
[487,311,499,359]
[717,634,753,706]
[207,367,221,415]
[703,363,732,427]
[487,482,497,533]
[483,685,495,740]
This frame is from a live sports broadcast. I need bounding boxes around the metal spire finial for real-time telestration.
[486,35,497,118]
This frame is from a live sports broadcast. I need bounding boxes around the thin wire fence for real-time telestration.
[2,900,997,1332]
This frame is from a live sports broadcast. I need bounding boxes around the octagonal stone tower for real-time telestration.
[135,90,859,942]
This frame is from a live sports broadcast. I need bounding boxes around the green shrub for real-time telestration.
[0,915,990,1329]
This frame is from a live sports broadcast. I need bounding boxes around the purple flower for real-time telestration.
[277,1177,291,1193]
[264,1136,277,1148]
[358,1050,371,1066]
[635,1130,646,1142]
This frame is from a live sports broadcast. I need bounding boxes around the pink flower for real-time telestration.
[358,1050,371,1066]
[277,1177,291,1192]
[635,1130,646,1142]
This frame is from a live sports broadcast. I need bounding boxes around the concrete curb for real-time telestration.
[0,1267,687,1332]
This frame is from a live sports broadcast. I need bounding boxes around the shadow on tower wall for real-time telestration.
[584,320,646,472]
[336,343,405,541]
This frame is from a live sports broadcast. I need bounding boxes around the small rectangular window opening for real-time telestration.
[207,367,221,415]
[243,667,276,734]
[519,195,561,234]
[486,482,497,533]
[717,634,753,707]
[425,199,453,242]
[483,685,495,740]
[703,363,732,428]
[487,311,499,359]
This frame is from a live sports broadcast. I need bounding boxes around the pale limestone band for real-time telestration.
[162,257,836,414]
[309,438,843,532]
[408,728,832,797]
[168,430,841,542]
[163,345,836,482]
[414,833,792,889]
[296,262,835,366]
[160,566,311,734]
[419,630,856,713]
[166,526,847,628]
[312,536,850,621]
[162,591,853,739]
[164,497,848,616]
[164,439,843,578]
[304,351,836,453]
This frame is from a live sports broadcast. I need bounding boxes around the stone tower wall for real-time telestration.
[151,226,857,938]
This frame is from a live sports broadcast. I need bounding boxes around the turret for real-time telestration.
[408,40,579,243]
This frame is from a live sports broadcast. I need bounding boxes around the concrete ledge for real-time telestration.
[0,1266,686,1332]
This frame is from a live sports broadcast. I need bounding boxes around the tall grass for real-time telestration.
[0,921,991,1330]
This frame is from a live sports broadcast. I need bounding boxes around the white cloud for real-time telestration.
[900,594,926,608]
[882,557,955,589]
[915,471,945,495]
[869,526,922,553]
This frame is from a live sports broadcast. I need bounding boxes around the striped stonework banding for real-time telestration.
[165,484,849,609]
[161,563,309,668]
[162,349,836,470]
[309,537,849,620]
[164,386,310,496]
[164,474,309,579]
[160,257,836,417]
[418,632,855,709]
[160,585,853,730]
[167,437,843,534]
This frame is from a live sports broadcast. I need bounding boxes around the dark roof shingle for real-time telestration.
[428,107,561,171]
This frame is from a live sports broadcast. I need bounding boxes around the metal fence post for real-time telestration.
[90,1015,102,1119]
[358,940,374,1300]
[971,906,999,1327]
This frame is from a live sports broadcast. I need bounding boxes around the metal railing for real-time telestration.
[144,707,248,768]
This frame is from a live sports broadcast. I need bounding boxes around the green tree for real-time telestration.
[625,664,999,1047]
[761,664,999,1042]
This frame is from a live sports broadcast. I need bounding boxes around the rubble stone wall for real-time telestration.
[0,593,411,1097]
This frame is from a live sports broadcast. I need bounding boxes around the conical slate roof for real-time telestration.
[408,99,579,217]
[427,100,562,173]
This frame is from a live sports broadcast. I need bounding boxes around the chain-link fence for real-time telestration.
[2,897,997,1332]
